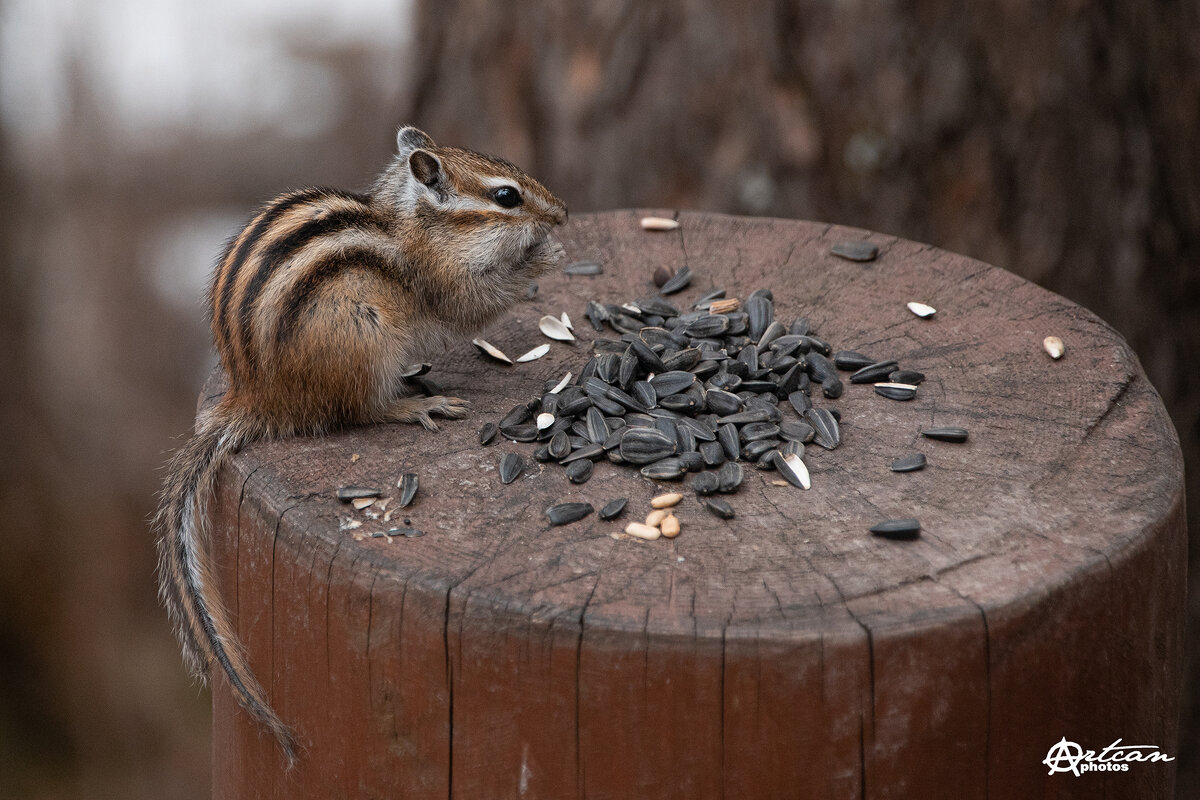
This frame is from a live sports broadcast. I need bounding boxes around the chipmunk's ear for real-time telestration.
[396,126,434,156]
[408,149,444,188]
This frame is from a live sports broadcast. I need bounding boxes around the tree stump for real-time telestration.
[205,211,1185,799]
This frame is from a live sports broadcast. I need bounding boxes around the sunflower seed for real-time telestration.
[921,426,969,443]
[566,459,594,483]
[708,298,740,314]
[396,474,418,508]
[478,422,499,446]
[564,260,603,276]
[548,430,571,460]
[654,265,674,287]
[660,265,693,294]
[517,344,551,362]
[692,471,720,496]
[830,240,879,262]
[598,498,628,520]
[619,427,677,464]
[546,502,593,526]
[1043,335,1065,359]
[806,408,841,450]
[745,294,773,341]
[641,458,686,480]
[649,370,695,396]
[780,440,805,459]
[624,522,662,540]
[741,439,778,461]
[472,338,512,364]
[870,518,921,540]
[890,453,927,472]
[561,443,605,463]
[499,453,524,484]
[718,423,741,460]
[699,440,727,466]
[533,443,553,462]
[651,492,684,508]
[907,302,937,318]
[337,486,382,502]
[889,369,925,385]
[585,407,610,444]
[540,315,576,342]
[850,360,900,384]
[560,312,573,330]
[705,498,736,519]
[773,451,811,489]
[740,422,781,442]
[787,391,812,416]
[717,461,744,493]
[500,423,538,442]
[874,383,917,401]
[641,216,680,231]
[779,420,815,443]
[585,301,608,331]
[500,402,534,428]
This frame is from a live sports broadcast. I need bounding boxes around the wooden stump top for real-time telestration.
[207,211,1185,799]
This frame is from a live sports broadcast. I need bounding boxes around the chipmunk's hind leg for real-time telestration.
[383,395,469,431]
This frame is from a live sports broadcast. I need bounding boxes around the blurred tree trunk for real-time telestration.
[405,0,1199,792]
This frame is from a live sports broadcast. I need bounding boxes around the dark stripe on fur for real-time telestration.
[274,246,400,345]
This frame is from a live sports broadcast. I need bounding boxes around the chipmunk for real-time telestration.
[155,126,567,765]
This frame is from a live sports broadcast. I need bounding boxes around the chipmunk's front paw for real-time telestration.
[386,395,469,431]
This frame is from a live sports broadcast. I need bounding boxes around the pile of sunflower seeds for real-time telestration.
[482,266,956,529]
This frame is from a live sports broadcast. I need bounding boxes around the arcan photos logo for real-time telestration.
[1043,737,1174,776]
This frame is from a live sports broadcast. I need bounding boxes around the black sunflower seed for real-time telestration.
[779,420,815,443]
[397,474,418,508]
[567,459,594,483]
[618,428,677,464]
[641,457,686,480]
[585,300,609,331]
[718,423,741,460]
[850,360,900,384]
[833,350,876,370]
[598,498,628,521]
[499,453,524,484]
[717,461,744,493]
[561,443,606,463]
[500,402,534,428]
[662,347,701,371]
[585,407,610,444]
[533,443,554,462]
[922,426,969,443]
[546,502,594,526]
[478,422,499,446]
[740,422,781,442]
[805,408,841,450]
[890,453,927,472]
[693,471,720,496]
[890,369,926,385]
[874,383,917,401]
[548,430,571,460]
[649,370,696,396]
[699,440,727,466]
[830,240,879,262]
[705,498,736,519]
[500,423,539,442]
[660,265,693,294]
[870,518,921,540]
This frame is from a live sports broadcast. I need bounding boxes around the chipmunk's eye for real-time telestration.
[490,186,522,208]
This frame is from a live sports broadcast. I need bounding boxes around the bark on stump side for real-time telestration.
[205,211,1185,799]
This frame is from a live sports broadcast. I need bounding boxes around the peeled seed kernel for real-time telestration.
[625,522,663,540]
[660,515,681,538]
[650,492,684,509]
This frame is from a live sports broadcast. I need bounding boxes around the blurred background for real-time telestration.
[0,1,1195,797]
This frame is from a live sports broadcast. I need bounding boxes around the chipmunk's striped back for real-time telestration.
[157,126,565,766]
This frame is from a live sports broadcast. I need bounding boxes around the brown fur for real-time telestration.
[155,126,566,764]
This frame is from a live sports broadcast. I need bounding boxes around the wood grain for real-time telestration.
[207,211,1185,799]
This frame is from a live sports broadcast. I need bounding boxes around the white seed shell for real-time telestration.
[874,382,919,391]
[641,216,680,231]
[1043,335,1065,359]
[560,311,573,330]
[517,344,550,362]
[539,315,576,342]
[536,412,555,431]
[907,302,937,318]
[472,337,512,364]
[351,497,376,510]
[781,453,811,490]
[549,372,573,394]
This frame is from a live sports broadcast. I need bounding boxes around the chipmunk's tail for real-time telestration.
[154,408,298,765]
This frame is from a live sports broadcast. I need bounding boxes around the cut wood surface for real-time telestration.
[206,211,1186,799]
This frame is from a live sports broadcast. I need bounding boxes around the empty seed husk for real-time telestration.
[499,452,525,484]
[705,498,736,519]
[1043,335,1065,359]
[830,240,879,262]
[396,473,419,508]
[907,302,937,318]
[564,260,603,276]
[472,337,512,364]
[539,315,576,342]
[773,451,811,489]
[517,344,551,362]
[660,265,693,295]
[546,502,593,526]
[399,362,432,378]
[641,216,680,231]
[598,498,628,520]
[850,360,900,384]
[870,518,921,540]
[890,453,927,472]
[805,408,841,450]
[351,497,376,510]
[478,422,498,445]
[874,383,918,401]
[337,486,382,502]
[922,426,969,443]
[536,412,556,430]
